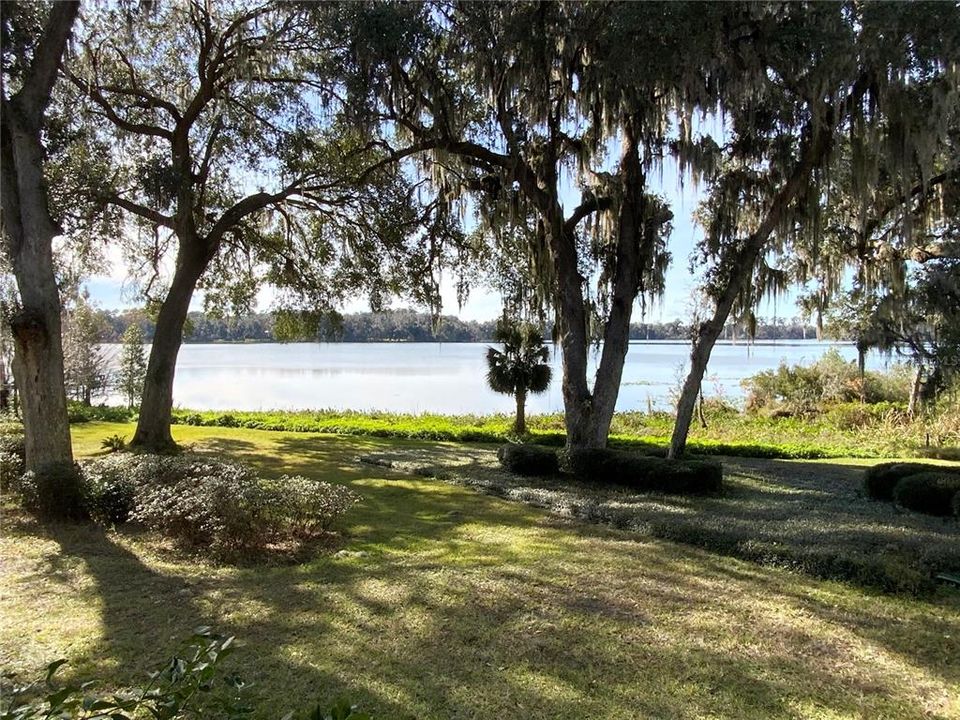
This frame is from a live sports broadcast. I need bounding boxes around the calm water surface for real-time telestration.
[105,341,893,415]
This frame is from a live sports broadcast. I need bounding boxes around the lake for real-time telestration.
[103,341,894,415]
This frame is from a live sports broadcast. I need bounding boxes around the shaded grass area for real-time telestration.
[0,422,958,719]
[361,444,960,595]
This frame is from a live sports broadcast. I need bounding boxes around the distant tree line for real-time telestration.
[90,307,819,344]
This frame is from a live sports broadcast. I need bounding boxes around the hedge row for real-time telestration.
[497,444,723,494]
[863,461,960,517]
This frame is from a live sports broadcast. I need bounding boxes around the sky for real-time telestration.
[81,154,799,324]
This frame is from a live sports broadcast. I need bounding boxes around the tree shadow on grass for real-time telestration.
[12,428,954,718]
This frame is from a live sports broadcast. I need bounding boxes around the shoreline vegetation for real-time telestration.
[67,401,959,461]
[95,308,822,344]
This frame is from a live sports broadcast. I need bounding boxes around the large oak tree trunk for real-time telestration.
[130,246,208,453]
[549,122,654,451]
[0,2,80,480]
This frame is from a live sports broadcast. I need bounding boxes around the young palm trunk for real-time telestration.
[514,389,527,435]
[130,248,207,453]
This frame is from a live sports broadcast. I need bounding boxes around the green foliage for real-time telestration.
[15,461,86,520]
[79,455,138,525]
[742,349,912,414]
[99,434,127,453]
[81,454,362,557]
[496,444,559,476]
[2,630,249,720]
[862,462,960,501]
[486,319,552,434]
[66,402,137,424]
[298,699,370,720]
[565,449,723,494]
[892,472,960,517]
[0,423,25,491]
[117,325,147,410]
[61,293,110,406]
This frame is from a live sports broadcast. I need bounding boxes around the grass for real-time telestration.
[358,444,960,595]
[156,404,959,460]
[1,422,959,719]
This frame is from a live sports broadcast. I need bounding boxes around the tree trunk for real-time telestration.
[588,124,648,448]
[908,364,923,418]
[513,389,527,435]
[0,3,80,478]
[130,246,208,452]
[668,119,834,460]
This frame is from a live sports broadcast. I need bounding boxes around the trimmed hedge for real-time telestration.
[863,462,960,500]
[953,491,960,518]
[566,448,723,494]
[497,444,559,476]
[892,472,960,517]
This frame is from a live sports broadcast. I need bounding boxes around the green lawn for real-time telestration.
[2,422,959,719]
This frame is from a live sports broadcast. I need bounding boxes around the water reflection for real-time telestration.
[102,341,891,415]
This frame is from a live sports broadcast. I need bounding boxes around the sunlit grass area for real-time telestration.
[2,422,959,719]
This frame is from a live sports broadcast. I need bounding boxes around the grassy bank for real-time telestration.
[1,422,958,719]
[160,404,960,459]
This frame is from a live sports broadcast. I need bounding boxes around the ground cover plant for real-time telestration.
[2,422,957,720]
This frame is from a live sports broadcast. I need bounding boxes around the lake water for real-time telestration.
[104,341,895,415]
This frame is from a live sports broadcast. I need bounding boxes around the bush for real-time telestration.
[80,455,140,525]
[0,424,25,491]
[953,491,960,518]
[115,454,360,555]
[264,475,360,539]
[17,460,87,520]
[100,433,128,453]
[565,448,723,494]
[892,472,960,516]
[863,462,960,500]
[497,444,559,476]
[742,349,912,414]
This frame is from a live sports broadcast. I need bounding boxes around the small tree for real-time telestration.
[486,320,552,436]
[117,324,147,410]
[62,293,109,405]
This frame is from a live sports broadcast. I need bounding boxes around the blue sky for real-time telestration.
[82,161,800,323]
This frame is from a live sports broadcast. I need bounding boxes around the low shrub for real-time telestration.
[100,433,128,453]
[263,475,361,539]
[80,455,140,525]
[565,448,723,494]
[119,455,359,555]
[17,460,87,519]
[863,462,960,500]
[497,444,559,476]
[953,491,960,518]
[0,423,25,491]
[892,472,960,517]
[66,402,137,424]
[0,628,370,720]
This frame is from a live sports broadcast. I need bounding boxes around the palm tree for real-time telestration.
[486,320,552,435]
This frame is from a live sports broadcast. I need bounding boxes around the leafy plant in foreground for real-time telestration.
[0,629,369,720]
